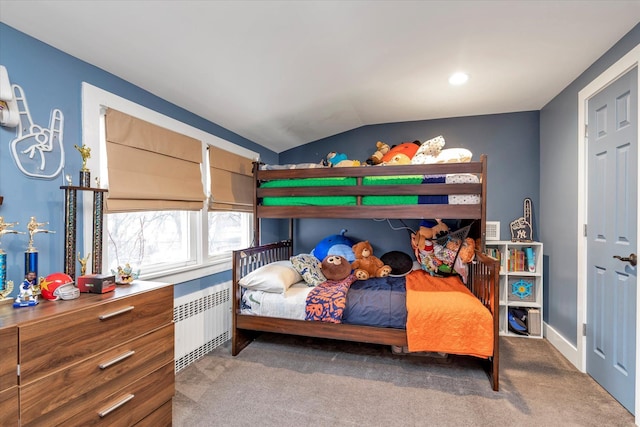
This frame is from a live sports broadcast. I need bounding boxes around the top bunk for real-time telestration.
[253,154,487,221]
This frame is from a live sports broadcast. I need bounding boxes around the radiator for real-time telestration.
[173,281,231,372]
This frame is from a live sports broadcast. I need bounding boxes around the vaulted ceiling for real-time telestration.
[2,1,639,152]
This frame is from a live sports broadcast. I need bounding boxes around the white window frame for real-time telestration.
[81,83,258,284]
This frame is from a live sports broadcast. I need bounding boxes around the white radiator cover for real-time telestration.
[173,281,231,372]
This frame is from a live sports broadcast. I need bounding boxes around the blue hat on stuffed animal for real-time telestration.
[311,229,356,262]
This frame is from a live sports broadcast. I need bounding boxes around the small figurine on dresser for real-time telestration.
[13,271,39,307]
[112,263,140,284]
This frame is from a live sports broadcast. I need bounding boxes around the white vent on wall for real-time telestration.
[486,221,500,241]
[173,282,232,372]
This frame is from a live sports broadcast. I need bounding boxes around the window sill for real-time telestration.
[138,255,232,285]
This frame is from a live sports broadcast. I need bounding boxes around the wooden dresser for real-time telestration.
[0,281,174,426]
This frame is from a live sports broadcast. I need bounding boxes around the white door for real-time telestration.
[587,66,638,414]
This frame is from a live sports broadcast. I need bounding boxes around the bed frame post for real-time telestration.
[253,161,260,246]
[479,154,488,250]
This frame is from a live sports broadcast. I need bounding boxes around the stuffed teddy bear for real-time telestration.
[381,141,421,165]
[321,254,352,281]
[351,241,392,280]
[412,219,449,250]
[366,141,390,165]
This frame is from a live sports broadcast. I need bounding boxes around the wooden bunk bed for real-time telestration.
[231,154,500,390]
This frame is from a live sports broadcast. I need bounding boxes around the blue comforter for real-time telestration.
[342,276,407,329]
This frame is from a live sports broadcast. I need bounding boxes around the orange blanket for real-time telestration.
[405,270,494,358]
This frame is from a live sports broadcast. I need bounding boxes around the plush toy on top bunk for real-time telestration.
[351,241,392,280]
[411,135,473,164]
[365,141,391,165]
[380,141,421,165]
[323,152,361,167]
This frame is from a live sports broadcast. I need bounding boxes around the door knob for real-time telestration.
[613,253,637,266]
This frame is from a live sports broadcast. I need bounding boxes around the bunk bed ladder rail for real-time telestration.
[469,250,500,391]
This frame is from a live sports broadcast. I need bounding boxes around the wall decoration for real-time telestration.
[9,83,65,179]
[510,198,534,242]
[0,65,19,128]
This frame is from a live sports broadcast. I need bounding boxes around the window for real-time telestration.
[82,83,257,283]
[208,211,253,257]
[107,210,195,275]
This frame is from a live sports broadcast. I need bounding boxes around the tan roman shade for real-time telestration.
[104,108,205,212]
[208,146,254,213]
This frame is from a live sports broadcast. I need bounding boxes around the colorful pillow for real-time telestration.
[238,260,302,293]
[290,254,327,286]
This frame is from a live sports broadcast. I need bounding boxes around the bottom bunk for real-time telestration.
[232,239,500,391]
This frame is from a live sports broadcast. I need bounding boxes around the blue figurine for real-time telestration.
[14,270,39,307]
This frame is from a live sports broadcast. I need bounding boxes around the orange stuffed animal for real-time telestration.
[381,141,421,165]
[351,241,392,280]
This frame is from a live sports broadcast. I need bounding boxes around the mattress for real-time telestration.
[362,173,480,205]
[259,174,480,206]
[241,276,408,329]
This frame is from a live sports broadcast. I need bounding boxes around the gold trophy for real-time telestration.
[74,144,91,187]
[25,216,55,280]
[0,217,24,304]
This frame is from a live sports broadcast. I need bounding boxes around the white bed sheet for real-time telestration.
[241,282,312,319]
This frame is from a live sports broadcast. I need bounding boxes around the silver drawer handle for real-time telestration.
[99,350,136,370]
[98,393,135,418]
[98,305,134,320]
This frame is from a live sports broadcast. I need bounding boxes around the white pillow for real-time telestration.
[238,260,303,293]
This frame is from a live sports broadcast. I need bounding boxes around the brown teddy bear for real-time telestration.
[412,219,449,250]
[351,241,392,280]
[366,141,390,165]
[321,255,352,281]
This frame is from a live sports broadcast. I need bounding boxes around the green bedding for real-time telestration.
[260,175,426,206]
[262,196,356,206]
[362,195,418,205]
[260,177,357,187]
[261,177,357,206]
[362,175,423,185]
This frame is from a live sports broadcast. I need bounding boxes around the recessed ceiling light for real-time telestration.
[449,72,469,86]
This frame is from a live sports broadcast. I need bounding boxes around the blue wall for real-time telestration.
[0,23,278,298]
[540,24,640,344]
[280,112,541,257]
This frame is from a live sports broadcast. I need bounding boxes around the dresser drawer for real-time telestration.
[19,285,173,383]
[0,326,17,390]
[0,385,18,426]
[134,399,172,426]
[20,323,174,426]
[62,362,174,427]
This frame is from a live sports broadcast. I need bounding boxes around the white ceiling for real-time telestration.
[1,1,640,153]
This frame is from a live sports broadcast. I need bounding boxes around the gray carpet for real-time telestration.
[173,334,634,426]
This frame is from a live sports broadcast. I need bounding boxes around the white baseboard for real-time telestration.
[544,322,584,372]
